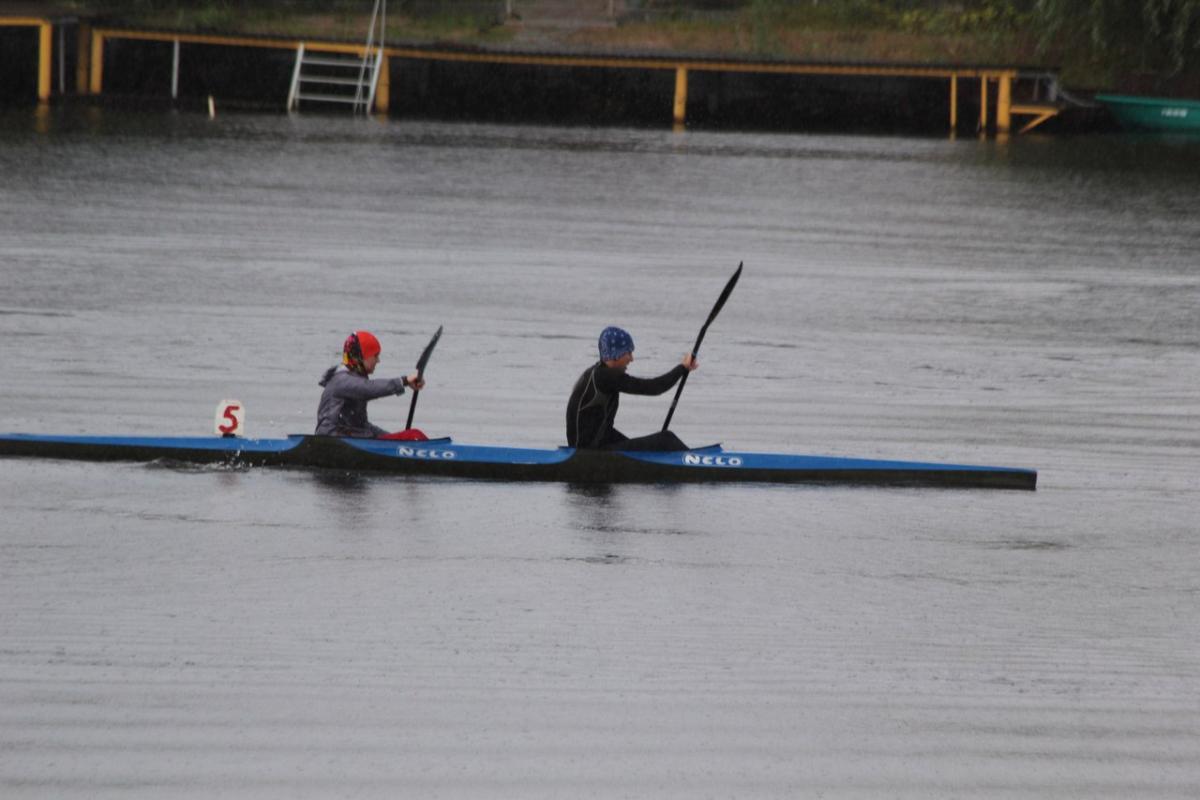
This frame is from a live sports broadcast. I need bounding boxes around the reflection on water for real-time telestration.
[565,482,616,502]
[564,482,630,560]
[307,470,377,532]
[562,481,696,555]
[309,469,373,496]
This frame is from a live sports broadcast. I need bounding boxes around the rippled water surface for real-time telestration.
[2,108,1198,797]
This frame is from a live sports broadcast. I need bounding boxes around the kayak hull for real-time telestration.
[0,433,1037,490]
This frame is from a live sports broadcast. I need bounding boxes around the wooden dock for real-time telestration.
[2,14,1063,134]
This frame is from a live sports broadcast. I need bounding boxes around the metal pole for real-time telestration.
[58,24,66,94]
[949,73,957,132]
[89,31,104,95]
[997,72,1012,134]
[37,23,52,102]
[171,38,180,100]
[978,75,989,132]
[287,43,305,111]
[673,67,688,126]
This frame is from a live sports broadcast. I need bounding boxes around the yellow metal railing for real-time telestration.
[76,26,1059,133]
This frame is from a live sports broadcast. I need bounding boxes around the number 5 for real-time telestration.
[214,399,244,437]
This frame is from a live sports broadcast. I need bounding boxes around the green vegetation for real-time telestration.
[1036,0,1200,82]
[69,0,1200,91]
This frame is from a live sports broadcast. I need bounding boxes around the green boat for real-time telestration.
[1095,93,1200,132]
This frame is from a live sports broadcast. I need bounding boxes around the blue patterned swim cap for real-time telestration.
[598,326,635,361]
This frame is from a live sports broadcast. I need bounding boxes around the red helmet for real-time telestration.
[354,330,381,358]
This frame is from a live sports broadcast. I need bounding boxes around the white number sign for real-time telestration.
[214,399,244,437]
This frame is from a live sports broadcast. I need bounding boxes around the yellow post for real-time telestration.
[90,31,105,95]
[375,54,390,114]
[673,66,688,126]
[949,73,957,132]
[978,75,989,131]
[76,23,91,94]
[37,22,53,102]
[997,72,1012,134]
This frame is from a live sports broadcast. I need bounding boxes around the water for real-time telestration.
[1,108,1198,797]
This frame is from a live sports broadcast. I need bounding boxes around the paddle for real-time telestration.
[661,262,743,432]
[405,325,443,430]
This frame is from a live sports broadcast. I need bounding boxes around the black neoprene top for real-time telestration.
[565,361,687,448]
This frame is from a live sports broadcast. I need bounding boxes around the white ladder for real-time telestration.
[287,0,386,113]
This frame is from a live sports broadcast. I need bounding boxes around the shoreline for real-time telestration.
[4,17,1104,136]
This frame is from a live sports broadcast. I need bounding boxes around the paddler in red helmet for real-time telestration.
[315,330,426,439]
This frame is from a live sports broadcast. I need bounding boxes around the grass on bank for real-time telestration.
[100,7,519,46]
[67,1,1199,92]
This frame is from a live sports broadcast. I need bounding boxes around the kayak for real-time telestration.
[0,433,1037,490]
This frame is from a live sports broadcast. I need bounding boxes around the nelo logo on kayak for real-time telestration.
[396,446,456,460]
[683,454,743,467]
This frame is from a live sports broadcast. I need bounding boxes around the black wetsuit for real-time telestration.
[566,361,689,451]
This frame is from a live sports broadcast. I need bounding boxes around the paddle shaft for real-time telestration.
[405,325,443,430]
[661,262,742,432]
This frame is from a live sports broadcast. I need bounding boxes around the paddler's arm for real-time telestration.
[385,373,426,394]
[614,355,698,396]
[331,372,425,400]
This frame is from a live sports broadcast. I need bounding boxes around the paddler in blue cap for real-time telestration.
[566,326,697,451]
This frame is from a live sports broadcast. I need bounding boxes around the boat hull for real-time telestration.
[1095,93,1200,132]
[0,433,1037,490]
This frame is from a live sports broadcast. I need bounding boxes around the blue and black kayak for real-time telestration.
[0,433,1037,490]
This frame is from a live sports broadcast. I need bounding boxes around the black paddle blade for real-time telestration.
[691,261,742,355]
[406,325,443,431]
[415,325,443,377]
[662,262,743,432]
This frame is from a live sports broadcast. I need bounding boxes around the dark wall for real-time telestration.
[0,27,38,105]
[686,72,955,133]
[388,59,964,133]
[101,38,295,108]
[390,59,676,126]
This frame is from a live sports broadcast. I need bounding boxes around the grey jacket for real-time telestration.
[315,365,407,437]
